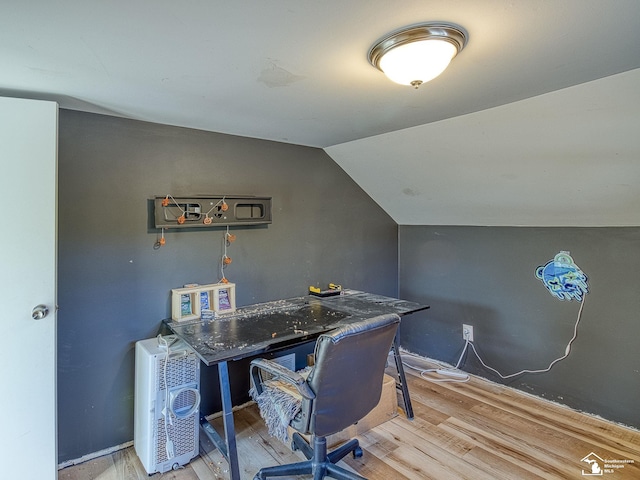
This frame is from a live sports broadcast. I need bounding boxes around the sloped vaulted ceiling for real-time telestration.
[325,69,640,226]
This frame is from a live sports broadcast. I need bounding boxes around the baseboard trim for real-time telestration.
[57,440,133,470]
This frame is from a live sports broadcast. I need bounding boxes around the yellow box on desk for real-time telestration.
[285,373,398,448]
[171,283,236,322]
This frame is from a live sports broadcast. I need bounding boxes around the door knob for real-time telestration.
[32,304,49,320]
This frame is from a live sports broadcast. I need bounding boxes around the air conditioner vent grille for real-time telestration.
[155,415,198,464]
[156,355,199,391]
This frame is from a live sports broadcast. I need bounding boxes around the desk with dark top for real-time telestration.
[165,290,429,480]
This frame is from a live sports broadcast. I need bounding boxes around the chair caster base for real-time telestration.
[352,445,363,458]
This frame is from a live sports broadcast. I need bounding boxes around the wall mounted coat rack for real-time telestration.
[153,195,272,229]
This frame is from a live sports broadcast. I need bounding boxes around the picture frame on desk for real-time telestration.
[171,283,236,321]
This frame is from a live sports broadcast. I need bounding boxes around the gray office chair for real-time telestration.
[249,313,401,480]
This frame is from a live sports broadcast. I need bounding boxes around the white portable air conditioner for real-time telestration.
[134,335,200,474]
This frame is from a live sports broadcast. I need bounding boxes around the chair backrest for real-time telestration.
[303,313,400,437]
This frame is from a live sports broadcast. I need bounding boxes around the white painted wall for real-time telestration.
[326,68,640,226]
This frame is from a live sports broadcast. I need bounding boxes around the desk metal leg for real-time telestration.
[392,333,414,419]
[199,361,241,480]
[219,361,240,480]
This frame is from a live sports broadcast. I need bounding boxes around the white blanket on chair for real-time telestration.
[249,382,302,443]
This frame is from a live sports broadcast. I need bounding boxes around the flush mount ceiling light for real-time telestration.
[368,22,468,89]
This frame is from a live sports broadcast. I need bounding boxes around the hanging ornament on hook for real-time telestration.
[219,225,236,284]
[154,228,166,249]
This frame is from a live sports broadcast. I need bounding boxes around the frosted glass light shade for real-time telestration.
[368,23,467,88]
[378,39,458,86]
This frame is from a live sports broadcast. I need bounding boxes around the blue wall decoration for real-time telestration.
[536,251,589,301]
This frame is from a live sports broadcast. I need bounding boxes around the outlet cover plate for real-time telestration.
[463,324,474,342]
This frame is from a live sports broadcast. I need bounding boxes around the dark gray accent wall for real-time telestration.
[57,110,398,463]
[399,225,640,429]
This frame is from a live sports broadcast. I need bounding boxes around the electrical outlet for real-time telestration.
[462,324,474,342]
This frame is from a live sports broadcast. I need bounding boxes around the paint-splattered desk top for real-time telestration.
[164,289,429,366]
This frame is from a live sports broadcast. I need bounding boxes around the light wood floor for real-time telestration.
[59,366,640,480]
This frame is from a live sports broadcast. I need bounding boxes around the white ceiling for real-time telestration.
[2,1,640,226]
